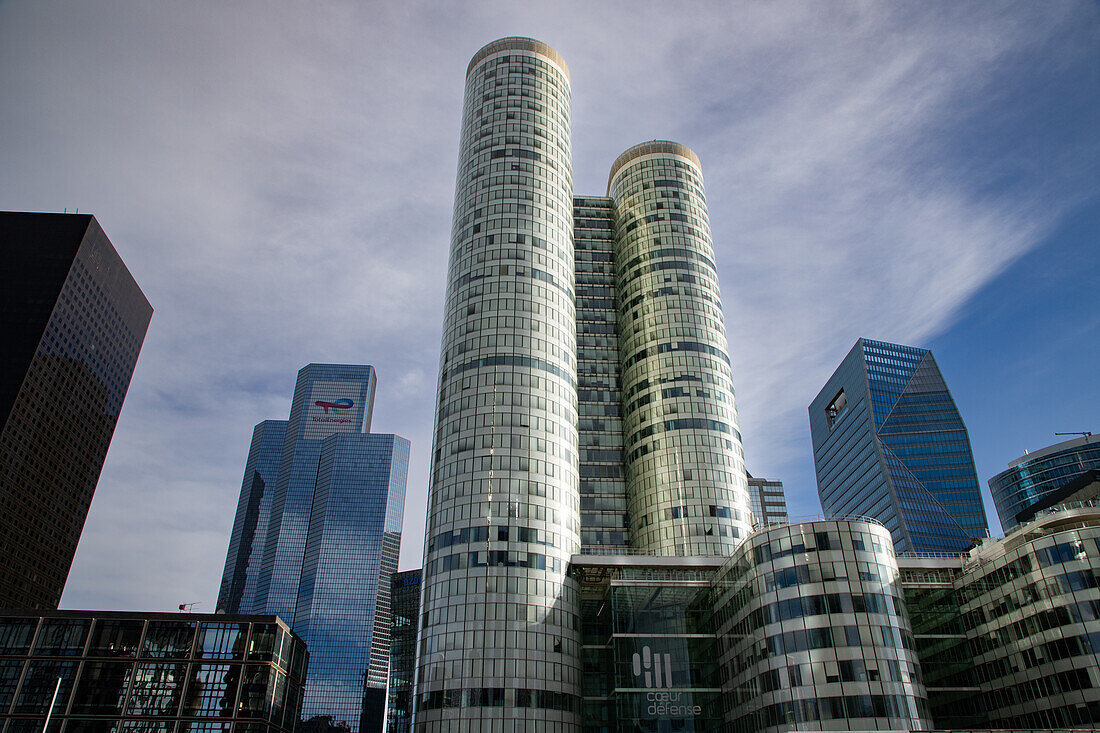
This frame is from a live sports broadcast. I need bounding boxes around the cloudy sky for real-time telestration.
[1,1,1097,611]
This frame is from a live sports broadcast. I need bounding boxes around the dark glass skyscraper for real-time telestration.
[386,569,420,733]
[0,212,152,609]
[809,338,988,553]
[217,364,408,733]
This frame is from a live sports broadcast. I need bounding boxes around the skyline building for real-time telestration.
[0,212,152,609]
[386,569,420,733]
[809,338,989,554]
[216,364,408,733]
[989,433,1100,531]
[747,475,788,528]
[416,37,751,731]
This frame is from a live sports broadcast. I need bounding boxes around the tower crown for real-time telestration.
[466,36,569,81]
[607,140,702,194]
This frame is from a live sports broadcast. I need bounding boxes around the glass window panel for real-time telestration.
[125,662,187,717]
[70,661,134,715]
[183,664,238,717]
[0,619,39,655]
[197,624,247,660]
[141,621,196,659]
[33,619,90,656]
[88,620,144,657]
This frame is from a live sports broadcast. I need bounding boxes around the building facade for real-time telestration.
[902,504,1100,729]
[0,610,306,733]
[573,519,932,732]
[216,365,408,733]
[385,570,420,733]
[415,37,752,731]
[0,212,152,609]
[809,338,988,554]
[747,476,788,529]
[989,434,1100,532]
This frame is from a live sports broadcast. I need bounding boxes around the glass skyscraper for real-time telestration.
[989,434,1100,531]
[747,475,788,528]
[809,338,988,553]
[217,364,408,733]
[0,212,152,609]
[386,569,421,733]
[416,37,751,732]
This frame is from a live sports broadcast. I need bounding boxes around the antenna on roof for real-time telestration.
[1055,431,1093,441]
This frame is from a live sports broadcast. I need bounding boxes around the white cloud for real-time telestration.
[0,0,1095,609]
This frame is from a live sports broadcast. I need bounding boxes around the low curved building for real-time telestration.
[715,520,931,732]
[989,435,1100,531]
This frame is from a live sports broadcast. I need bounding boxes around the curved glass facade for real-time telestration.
[714,520,931,733]
[989,436,1100,531]
[609,142,750,555]
[417,37,581,731]
[960,507,1100,727]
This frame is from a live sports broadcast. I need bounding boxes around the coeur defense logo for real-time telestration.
[632,646,672,689]
[314,398,354,415]
[633,646,702,718]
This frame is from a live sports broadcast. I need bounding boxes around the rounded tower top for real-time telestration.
[466,37,570,82]
[607,140,702,194]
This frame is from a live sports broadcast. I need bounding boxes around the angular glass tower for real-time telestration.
[416,38,751,732]
[217,364,408,733]
[809,338,988,553]
[219,419,287,614]
[0,212,152,609]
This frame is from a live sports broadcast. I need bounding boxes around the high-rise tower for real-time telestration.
[418,37,582,731]
[415,38,752,731]
[809,338,989,553]
[608,142,752,554]
[217,364,408,733]
[0,212,151,609]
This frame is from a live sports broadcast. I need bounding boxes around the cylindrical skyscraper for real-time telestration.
[416,38,581,731]
[609,141,752,555]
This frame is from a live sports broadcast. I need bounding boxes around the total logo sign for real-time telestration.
[304,381,364,439]
[632,645,701,718]
[314,398,354,415]
[311,397,355,425]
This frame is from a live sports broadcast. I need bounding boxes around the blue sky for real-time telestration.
[0,1,1096,611]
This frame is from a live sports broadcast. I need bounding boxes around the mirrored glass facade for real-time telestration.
[0,611,306,733]
[747,476,788,529]
[216,365,407,733]
[898,558,985,729]
[809,338,988,553]
[989,435,1100,532]
[957,506,1100,727]
[895,506,1100,728]
[386,570,420,733]
[574,558,725,732]
[219,421,288,616]
[0,212,152,609]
